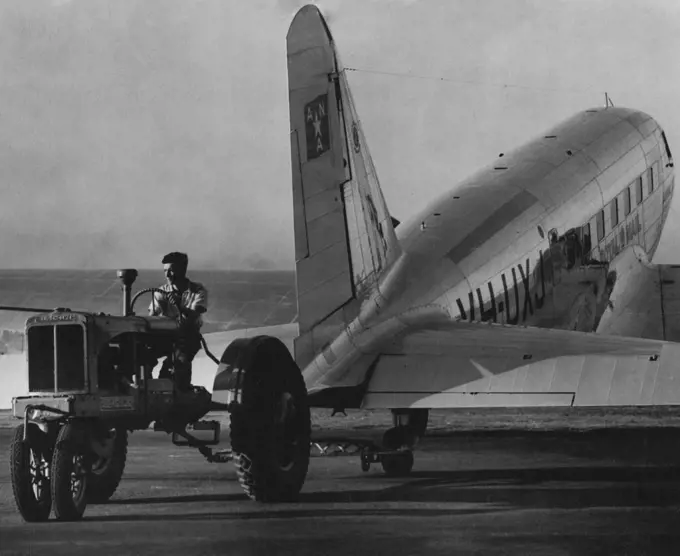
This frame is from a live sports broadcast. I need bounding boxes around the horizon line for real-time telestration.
[0,267,296,272]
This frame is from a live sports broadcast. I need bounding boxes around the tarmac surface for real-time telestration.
[1,421,680,556]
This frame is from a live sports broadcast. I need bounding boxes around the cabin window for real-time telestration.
[610,198,619,227]
[623,188,631,216]
[648,166,654,194]
[596,210,605,241]
[636,176,644,205]
[582,222,592,259]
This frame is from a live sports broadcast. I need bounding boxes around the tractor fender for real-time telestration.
[211,336,274,407]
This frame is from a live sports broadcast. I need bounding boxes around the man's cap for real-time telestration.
[162,252,188,267]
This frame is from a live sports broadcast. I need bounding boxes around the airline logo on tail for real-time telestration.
[305,94,330,159]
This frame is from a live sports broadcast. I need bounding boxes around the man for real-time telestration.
[148,252,208,390]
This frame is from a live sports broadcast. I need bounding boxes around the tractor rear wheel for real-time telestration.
[9,423,53,522]
[87,427,128,503]
[222,336,311,502]
[51,423,89,521]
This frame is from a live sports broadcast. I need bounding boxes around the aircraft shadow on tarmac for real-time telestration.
[92,463,680,523]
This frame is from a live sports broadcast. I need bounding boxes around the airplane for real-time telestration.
[211,2,680,481]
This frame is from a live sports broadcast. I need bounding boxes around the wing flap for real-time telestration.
[360,321,680,409]
[660,265,680,341]
[595,245,680,342]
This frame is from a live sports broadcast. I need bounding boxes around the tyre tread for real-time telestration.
[9,424,52,522]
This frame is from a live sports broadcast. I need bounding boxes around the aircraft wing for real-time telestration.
[594,246,680,342]
[359,320,680,410]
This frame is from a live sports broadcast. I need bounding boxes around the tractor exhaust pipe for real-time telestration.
[117,269,139,316]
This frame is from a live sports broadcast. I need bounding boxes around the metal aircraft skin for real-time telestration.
[213,4,680,412]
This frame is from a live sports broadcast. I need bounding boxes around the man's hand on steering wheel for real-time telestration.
[166,291,181,308]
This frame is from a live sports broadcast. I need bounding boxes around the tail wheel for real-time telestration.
[408,409,429,439]
[9,423,53,522]
[224,336,311,502]
[381,451,414,477]
[381,425,417,477]
[391,409,429,439]
[86,427,128,503]
[51,423,89,521]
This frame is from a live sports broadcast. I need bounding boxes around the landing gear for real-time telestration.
[223,336,311,502]
[359,409,428,476]
[9,423,53,522]
[381,451,414,476]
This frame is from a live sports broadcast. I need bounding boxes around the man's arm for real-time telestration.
[148,291,166,316]
[180,284,208,322]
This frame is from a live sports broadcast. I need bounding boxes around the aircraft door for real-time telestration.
[565,228,584,269]
[547,227,585,277]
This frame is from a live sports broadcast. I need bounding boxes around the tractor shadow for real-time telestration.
[89,427,680,522]
[90,463,680,523]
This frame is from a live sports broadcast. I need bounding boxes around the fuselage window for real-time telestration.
[582,222,592,259]
[648,166,654,194]
[610,197,619,227]
[623,187,631,216]
[636,176,644,205]
[596,210,605,241]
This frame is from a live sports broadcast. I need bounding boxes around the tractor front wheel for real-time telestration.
[51,423,89,521]
[9,423,53,522]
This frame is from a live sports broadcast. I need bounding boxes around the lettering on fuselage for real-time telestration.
[458,253,546,325]
[453,154,667,326]
[456,203,648,325]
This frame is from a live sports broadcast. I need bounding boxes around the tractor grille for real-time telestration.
[27,324,86,392]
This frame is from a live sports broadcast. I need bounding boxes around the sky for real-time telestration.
[0,0,678,269]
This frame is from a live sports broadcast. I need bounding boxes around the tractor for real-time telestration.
[7,269,311,522]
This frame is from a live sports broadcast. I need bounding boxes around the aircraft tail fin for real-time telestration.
[287,5,400,367]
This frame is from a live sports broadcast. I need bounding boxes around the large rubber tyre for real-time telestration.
[9,423,53,522]
[381,451,414,477]
[86,427,128,503]
[224,336,311,502]
[391,409,429,439]
[51,423,89,521]
[409,409,429,439]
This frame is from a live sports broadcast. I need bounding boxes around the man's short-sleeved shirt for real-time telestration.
[148,280,208,329]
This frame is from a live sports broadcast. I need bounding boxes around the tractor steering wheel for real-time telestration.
[130,288,176,315]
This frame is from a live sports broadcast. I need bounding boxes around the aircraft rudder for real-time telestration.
[287,3,354,337]
[286,5,401,368]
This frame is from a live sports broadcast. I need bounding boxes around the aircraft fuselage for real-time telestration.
[384,107,675,333]
[301,106,676,395]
